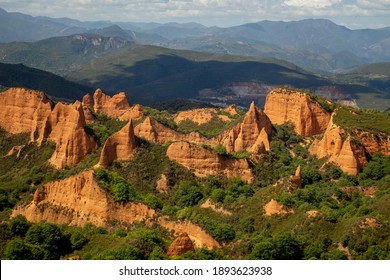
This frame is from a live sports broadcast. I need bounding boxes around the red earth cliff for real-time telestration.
[264,88,331,137]
[0,88,53,142]
[218,101,272,153]
[166,141,253,182]
[47,101,97,169]
[98,119,136,167]
[135,116,210,145]
[92,88,143,121]
[309,116,367,175]
[13,170,219,249]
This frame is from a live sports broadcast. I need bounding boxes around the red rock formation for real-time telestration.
[166,141,253,182]
[264,88,331,137]
[263,199,294,216]
[81,93,95,123]
[14,170,156,227]
[156,174,170,194]
[47,101,97,169]
[289,165,302,188]
[0,88,53,142]
[354,130,390,156]
[309,116,367,175]
[166,232,195,257]
[218,102,272,153]
[158,216,221,249]
[98,120,136,167]
[93,88,131,118]
[118,104,144,121]
[135,116,210,145]
[14,171,219,249]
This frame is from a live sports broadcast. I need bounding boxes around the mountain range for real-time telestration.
[1,7,390,73]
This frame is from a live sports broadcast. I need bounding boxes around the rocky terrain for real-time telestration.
[0,86,389,260]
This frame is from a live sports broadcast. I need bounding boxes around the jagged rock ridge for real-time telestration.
[98,119,136,167]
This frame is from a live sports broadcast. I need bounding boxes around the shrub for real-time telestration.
[173,180,203,207]
[9,215,31,237]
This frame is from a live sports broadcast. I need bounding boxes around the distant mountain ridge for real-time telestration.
[1,7,389,72]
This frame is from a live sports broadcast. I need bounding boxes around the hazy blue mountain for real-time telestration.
[0,8,86,42]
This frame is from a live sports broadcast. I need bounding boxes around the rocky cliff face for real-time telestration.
[158,216,221,249]
[309,117,367,175]
[218,102,272,153]
[0,88,96,168]
[46,101,98,169]
[166,141,253,182]
[174,107,236,125]
[264,88,331,137]
[81,93,95,123]
[13,170,219,249]
[92,88,143,121]
[135,116,210,145]
[355,130,390,156]
[98,120,136,167]
[93,89,130,117]
[0,88,53,142]
[14,170,156,227]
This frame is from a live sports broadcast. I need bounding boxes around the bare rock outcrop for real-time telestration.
[218,102,272,153]
[158,216,221,249]
[174,107,237,125]
[166,141,253,182]
[81,93,95,123]
[135,116,210,145]
[14,170,156,227]
[47,101,97,169]
[166,232,195,257]
[118,104,144,121]
[263,199,294,216]
[264,88,331,137]
[309,116,367,175]
[0,88,53,142]
[289,165,302,188]
[93,89,130,118]
[14,170,219,249]
[98,120,136,167]
[156,174,170,194]
[354,130,390,156]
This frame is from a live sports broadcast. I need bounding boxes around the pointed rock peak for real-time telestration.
[295,165,301,177]
[166,232,195,257]
[98,118,137,167]
[249,101,256,112]
[94,88,103,96]
[82,93,93,109]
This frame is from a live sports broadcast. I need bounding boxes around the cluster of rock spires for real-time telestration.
[0,88,97,168]
[1,86,389,176]
[2,86,389,253]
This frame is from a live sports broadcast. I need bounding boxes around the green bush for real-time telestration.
[9,215,31,237]
[173,180,203,207]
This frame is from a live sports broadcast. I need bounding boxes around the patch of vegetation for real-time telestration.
[333,107,390,134]
[85,113,127,145]
[94,167,141,203]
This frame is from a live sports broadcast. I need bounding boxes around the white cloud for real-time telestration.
[283,0,341,9]
[0,0,389,28]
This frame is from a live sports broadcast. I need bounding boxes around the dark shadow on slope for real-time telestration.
[74,54,332,104]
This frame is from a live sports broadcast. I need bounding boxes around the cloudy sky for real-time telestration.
[1,0,390,29]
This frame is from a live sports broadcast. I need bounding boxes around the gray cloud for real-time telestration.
[1,0,389,28]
